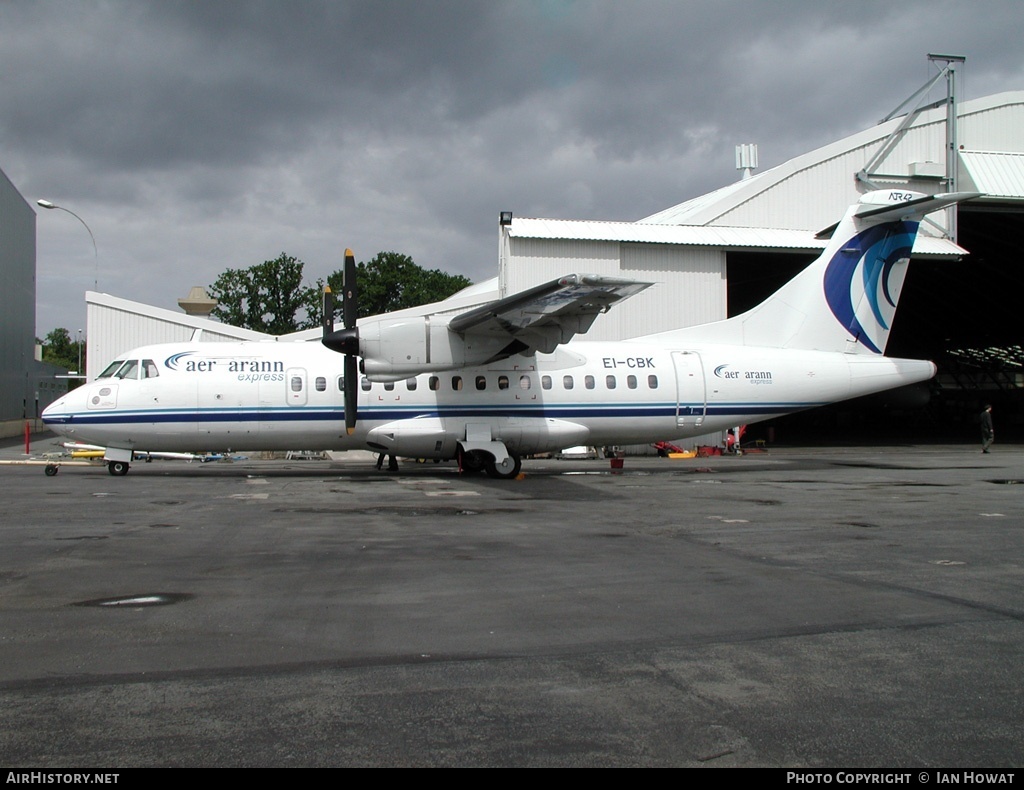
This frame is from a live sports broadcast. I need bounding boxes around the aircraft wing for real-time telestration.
[447,274,653,356]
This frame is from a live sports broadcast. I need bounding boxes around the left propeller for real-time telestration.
[322,249,360,435]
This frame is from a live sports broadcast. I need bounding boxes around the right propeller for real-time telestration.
[322,249,360,435]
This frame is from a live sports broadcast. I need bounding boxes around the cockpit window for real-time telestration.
[142,360,160,379]
[114,360,140,380]
[98,360,125,379]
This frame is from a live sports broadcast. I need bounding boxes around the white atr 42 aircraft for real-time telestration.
[43,189,978,478]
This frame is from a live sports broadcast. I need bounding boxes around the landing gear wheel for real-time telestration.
[460,450,488,476]
[107,460,130,476]
[485,454,522,480]
[44,464,59,477]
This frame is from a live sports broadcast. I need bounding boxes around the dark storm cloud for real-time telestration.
[3,0,1022,334]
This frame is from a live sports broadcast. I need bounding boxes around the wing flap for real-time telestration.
[448,274,653,354]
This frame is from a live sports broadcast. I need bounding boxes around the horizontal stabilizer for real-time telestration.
[816,191,982,238]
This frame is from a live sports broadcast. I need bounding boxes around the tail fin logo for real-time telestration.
[823,221,917,353]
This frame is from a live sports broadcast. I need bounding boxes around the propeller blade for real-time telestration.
[344,354,358,435]
[322,286,334,336]
[321,249,360,435]
[343,248,358,329]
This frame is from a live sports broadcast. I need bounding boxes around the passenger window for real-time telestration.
[98,360,125,379]
[315,376,327,392]
[338,376,345,391]
[361,377,372,391]
[498,375,509,390]
[648,375,659,389]
[452,376,463,391]
[563,375,574,390]
[142,360,160,379]
[383,382,395,391]
[627,375,637,389]
[606,375,616,389]
[429,376,440,391]
[520,375,531,390]
[542,375,552,390]
[290,376,303,393]
[476,375,487,391]
[585,375,595,390]
[406,378,417,391]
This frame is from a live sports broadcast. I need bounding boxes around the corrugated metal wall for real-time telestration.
[961,100,1024,152]
[710,142,948,232]
[0,170,38,420]
[505,237,726,341]
[86,303,264,380]
[708,96,1024,233]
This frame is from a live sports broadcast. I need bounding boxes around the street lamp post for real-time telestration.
[36,199,99,291]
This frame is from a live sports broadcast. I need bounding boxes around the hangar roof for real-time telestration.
[641,91,1024,228]
[960,151,1024,199]
[508,217,967,258]
[87,291,269,341]
[509,93,1024,261]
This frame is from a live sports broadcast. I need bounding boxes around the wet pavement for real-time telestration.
[2,436,1022,766]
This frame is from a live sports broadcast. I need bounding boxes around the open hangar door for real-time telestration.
[724,205,1024,445]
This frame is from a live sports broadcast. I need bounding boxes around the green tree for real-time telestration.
[38,328,86,389]
[39,328,85,371]
[326,251,472,318]
[209,253,319,334]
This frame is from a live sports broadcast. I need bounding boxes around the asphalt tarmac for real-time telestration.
[1,437,1022,767]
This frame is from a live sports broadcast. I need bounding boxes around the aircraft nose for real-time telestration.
[42,392,75,427]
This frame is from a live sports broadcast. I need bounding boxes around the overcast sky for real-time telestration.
[3,0,1022,337]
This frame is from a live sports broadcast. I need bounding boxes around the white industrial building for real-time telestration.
[84,292,269,382]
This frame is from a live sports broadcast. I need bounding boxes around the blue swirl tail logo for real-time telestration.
[823,221,917,354]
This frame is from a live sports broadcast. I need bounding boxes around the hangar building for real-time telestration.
[497,89,1024,440]
[502,90,1023,340]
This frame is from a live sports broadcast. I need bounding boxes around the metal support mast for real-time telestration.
[856,54,965,241]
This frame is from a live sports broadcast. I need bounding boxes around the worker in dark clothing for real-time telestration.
[980,404,994,453]
[376,452,399,471]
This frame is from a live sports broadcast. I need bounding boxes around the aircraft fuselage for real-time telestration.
[43,338,935,458]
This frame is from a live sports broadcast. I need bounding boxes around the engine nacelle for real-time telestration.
[359,315,511,380]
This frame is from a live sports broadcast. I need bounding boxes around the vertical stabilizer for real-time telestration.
[805,190,923,354]
[658,189,979,354]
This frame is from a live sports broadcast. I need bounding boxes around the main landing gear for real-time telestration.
[459,448,522,479]
[107,460,130,476]
[485,454,522,479]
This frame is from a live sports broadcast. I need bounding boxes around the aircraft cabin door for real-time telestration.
[672,351,706,428]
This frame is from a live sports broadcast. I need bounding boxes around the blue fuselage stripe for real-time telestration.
[44,401,823,426]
